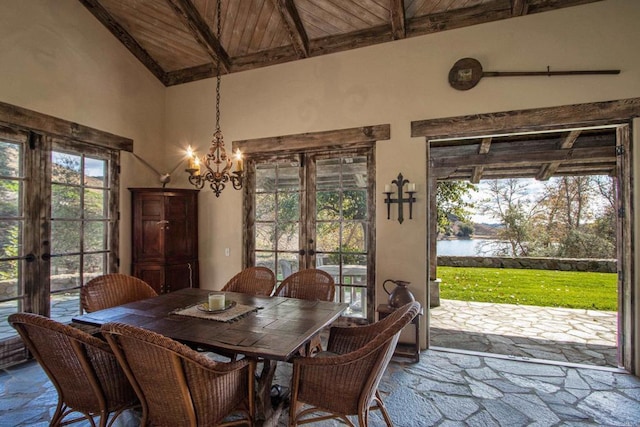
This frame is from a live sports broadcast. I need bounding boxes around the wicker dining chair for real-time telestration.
[288,301,421,427]
[8,313,139,427]
[221,266,276,296]
[274,269,335,302]
[274,269,336,355]
[81,273,158,313]
[101,322,255,427]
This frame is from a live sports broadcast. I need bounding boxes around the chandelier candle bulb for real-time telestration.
[384,184,391,193]
[407,183,416,192]
[193,157,201,175]
[208,293,225,310]
[235,150,244,172]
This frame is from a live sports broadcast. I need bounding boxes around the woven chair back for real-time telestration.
[221,266,276,296]
[289,302,421,426]
[8,313,137,425]
[81,273,157,313]
[274,268,335,301]
[102,322,254,427]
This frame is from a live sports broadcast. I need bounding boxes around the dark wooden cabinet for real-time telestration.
[130,188,199,293]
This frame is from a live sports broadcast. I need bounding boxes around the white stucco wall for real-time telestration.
[165,0,640,326]
[1,0,639,353]
[0,0,167,269]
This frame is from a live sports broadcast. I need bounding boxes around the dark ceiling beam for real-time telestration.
[271,0,309,58]
[164,0,231,74]
[535,130,581,180]
[78,0,168,85]
[310,25,394,57]
[524,0,604,15]
[407,0,512,37]
[512,0,528,16]
[164,63,217,87]
[390,0,406,40]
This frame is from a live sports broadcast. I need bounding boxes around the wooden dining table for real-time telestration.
[72,287,348,424]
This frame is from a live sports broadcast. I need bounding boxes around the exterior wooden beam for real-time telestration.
[432,145,614,169]
[536,130,581,180]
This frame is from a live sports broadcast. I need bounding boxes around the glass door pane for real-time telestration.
[0,131,32,366]
[50,149,111,324]
[248,149,374,321]
[0,139,25,337]
[254,159,302,283]
[315,154,370,319]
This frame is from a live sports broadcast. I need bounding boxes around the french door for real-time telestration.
[247,148,375,322]
[0,126,118,367]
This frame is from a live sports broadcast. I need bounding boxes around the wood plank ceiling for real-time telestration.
[79,0,604,86]
[79,0,615,184]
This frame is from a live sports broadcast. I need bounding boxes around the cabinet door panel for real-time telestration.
[134,195,164,262]
[164,194,197,260]
[133,264,164,294]
[165,262,198,292]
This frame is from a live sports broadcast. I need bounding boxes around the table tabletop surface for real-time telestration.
[73,288,348,361]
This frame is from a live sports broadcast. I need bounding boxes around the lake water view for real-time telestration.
[437,239,511,257]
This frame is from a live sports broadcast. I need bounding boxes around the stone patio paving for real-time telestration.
[430,299,618,368]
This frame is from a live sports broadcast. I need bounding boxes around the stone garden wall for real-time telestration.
[437,256,617,273]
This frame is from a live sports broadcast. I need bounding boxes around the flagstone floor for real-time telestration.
[1,299,632,426]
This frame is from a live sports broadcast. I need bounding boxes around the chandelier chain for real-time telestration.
[185,0,243,197]
[215,0,221,131]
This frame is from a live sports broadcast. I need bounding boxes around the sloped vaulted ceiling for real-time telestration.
[79,0,603,86]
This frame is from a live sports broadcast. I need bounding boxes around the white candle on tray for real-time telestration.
[208,293,225,310]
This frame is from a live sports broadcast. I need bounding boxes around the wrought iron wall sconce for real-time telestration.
[383,173,416,224]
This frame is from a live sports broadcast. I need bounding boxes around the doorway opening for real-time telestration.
[412,98,638,373]
[432,173,618,368]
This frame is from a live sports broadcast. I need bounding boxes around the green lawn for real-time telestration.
[438,266,617,311]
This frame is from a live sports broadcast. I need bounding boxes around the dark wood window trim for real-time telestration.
[411,98,640,139]
[235,124,389,323]
[0,101,133,151]
[233,124,390,155]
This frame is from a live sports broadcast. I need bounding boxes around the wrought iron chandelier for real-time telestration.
[185,0,243,197]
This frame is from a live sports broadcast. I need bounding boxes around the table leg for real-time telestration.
[255,359,288,426]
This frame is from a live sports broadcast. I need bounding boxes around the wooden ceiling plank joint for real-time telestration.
[271,0,310,58]
[165,0,231,73]
[390,0,406,40]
